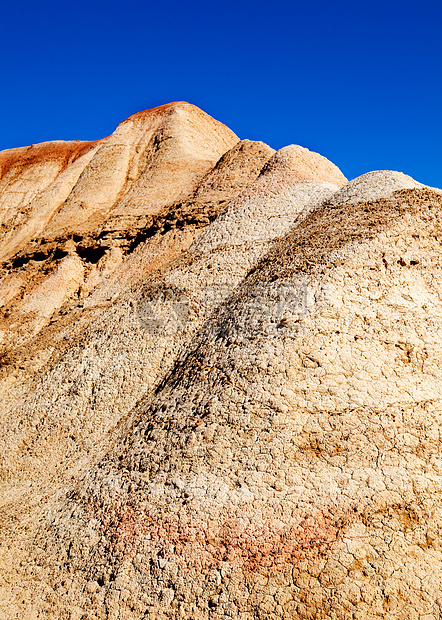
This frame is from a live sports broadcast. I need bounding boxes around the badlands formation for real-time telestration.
[0,101,442,620]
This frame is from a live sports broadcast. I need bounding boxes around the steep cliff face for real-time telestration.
[1,103,442,620]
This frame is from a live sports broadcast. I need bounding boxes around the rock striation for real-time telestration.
[1,102,441,620]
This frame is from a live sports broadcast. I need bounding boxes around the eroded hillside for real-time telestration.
[1,102,441,620]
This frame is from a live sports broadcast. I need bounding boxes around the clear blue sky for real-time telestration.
[1,0,441,187]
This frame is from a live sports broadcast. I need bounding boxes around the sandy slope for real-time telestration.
[2,103,441,620]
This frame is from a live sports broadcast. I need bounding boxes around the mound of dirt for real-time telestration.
[2,103,441,620]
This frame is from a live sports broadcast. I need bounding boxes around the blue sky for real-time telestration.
[1,0,441,187]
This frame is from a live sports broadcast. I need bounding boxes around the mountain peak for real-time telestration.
[0,103,440,620]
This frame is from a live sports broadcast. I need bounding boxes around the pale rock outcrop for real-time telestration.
[16,184,441,620]
[260,143,347,186]
[0,142,341,548]
[327,169,424,205]
[192,144,346,252]
[84,139,276,304]
[1,102,441,620]
[42,102,238,240]
[0,140,99,261]
[0,105,251,358]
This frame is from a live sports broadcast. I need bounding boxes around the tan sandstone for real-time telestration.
[1,103,441,620]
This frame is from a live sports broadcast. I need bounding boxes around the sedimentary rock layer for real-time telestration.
[1,102,441,620]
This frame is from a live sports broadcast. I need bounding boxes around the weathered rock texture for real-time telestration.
[1,102,441,620]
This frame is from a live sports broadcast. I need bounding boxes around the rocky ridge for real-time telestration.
[1,103,441,620]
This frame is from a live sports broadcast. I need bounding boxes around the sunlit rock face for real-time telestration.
[1,103,442,620]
